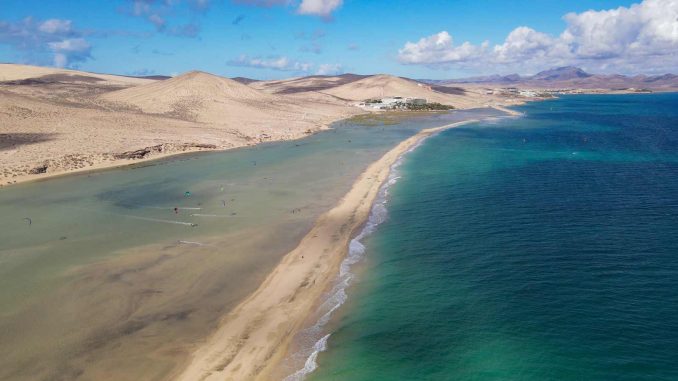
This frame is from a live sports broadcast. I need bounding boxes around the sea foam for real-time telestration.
[281,131,438,380]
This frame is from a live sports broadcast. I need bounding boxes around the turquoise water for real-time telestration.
[308,94,678,381]
[0,109,502,380]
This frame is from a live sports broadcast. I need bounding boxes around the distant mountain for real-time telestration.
[531,66,591,81]
[231,76,258,84]
[423,73,523,85]
[135,75,171,80]
[435,66,678,90]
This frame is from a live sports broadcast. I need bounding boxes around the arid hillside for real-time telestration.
[317,74,500,108]
[0,65,360,186]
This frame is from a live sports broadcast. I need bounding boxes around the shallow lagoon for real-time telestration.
[0,109,501,380]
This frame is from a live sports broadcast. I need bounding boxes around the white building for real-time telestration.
[357,96,427,110]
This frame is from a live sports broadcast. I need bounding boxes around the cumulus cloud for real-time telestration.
[297,0,342,18]
[228,55,313,71]
[397,0,678,74]
[48,38,91,67]
[399,31,487,65]
[0,17,91,67]
[492,27,555,63]
[235,0,342,18]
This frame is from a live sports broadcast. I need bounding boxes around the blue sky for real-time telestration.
[1,0,675,79]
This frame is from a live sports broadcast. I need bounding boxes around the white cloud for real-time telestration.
[228,55,343,75]
[316,63,343,75]
[397,0,678,74]
[229,55,313,72]
[297,0,342,17]
[561,0,678,59]
[0,17,91,68]
[48,38,92,67]
[493,27,555,63]
[238,0,342,18]
[38,19,72,34]
[398,31,486,65]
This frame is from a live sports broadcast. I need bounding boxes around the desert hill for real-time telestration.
[100,70,357,127]
[317,74,495,108]
[0,63,153,87]
[101,71,278,120]
[1,66,360,185]
[250,73,368,94]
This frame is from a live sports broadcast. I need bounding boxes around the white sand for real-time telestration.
[174,120,478,381]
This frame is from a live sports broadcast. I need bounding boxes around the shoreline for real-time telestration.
[1,105,518,189]
[173,118,484,381]
[0,128,327,188]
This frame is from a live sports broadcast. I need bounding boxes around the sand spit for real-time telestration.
[175,119,480,381]
[491,105,524,116]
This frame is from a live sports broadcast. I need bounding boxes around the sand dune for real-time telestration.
[2,66,519,187]
[250,74,368,94]
[0,66,361,186]
[319,74,498,108]
[0,63,153,86]
[101,71,276,114]
[99,71,353,128]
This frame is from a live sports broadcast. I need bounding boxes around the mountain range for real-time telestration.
[422,66,678,90]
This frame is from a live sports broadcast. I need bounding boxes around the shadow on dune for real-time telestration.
[431,85,467,95]
[0,133,58,150]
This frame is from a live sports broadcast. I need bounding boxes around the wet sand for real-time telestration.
[175,119,480,381]
[0,110,504,381]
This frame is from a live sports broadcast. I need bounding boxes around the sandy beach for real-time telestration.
[1,65,524,188]
[2,1,676,379]
[174,119,480,381]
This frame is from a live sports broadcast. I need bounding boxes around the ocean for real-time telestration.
[304,93,678,381]
[0,108,499,380]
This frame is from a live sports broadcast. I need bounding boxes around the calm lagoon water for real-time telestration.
[309,94,678,381]
[0,109,500,380]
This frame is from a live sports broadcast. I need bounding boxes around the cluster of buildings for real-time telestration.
[485,87,651,97]
[357,96,428,110]
[484,88,551,98]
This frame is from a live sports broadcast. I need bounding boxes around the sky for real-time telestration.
[0,0,676,79]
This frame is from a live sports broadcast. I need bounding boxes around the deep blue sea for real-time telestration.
[307,94,678,381]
